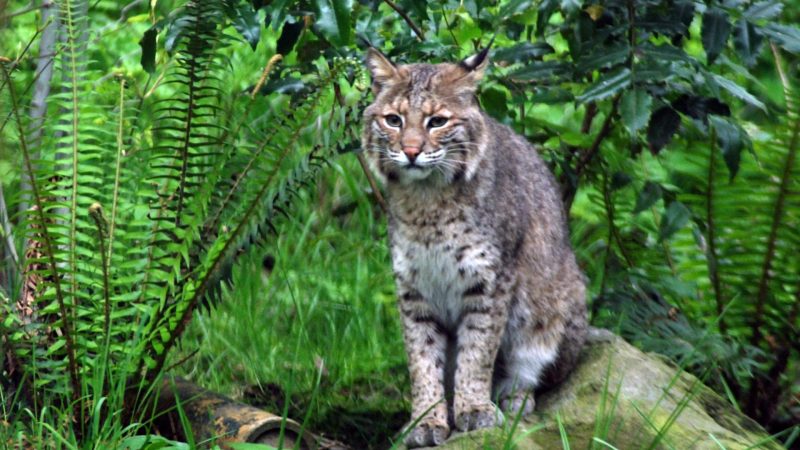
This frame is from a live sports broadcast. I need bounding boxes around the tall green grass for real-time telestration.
[170,156,407,447]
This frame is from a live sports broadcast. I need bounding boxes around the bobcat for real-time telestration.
[361,46,588,448]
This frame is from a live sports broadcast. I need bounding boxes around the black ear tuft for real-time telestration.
[459,36,494,71]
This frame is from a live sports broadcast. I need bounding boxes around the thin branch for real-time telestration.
[562,94,621,210]
[574,94,621,176]
[0,0,50,21]
[22,1,59,216]
[440,5,459,48]
[0,184,19,268]
[383,0,424,41]
[356,153,388,214]
[0,183,20,297]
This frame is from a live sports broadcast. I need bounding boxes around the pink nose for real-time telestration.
[403,146,421,161]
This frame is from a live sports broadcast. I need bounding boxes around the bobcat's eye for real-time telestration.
[384,114,403,128]
[427,116,448,128]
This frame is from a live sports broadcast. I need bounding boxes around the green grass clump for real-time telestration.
[171,157,408,447]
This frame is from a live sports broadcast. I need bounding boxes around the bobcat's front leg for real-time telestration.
[453,277,510,432]
[398,288,450,447]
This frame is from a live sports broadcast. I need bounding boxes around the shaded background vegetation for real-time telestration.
[0,0,799,448]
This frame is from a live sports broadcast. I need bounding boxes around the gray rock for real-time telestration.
[413,330,783,450]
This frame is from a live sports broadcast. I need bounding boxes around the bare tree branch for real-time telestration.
[383,0,424,41]
[0,184,19,295]
[20,0,59,216]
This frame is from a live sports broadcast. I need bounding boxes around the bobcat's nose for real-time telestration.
[403,146,421,163]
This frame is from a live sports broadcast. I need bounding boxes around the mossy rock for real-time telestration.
[414,331,783,450]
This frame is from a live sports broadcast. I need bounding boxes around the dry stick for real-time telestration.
[563,95,621,210]
[20,2,59,216]
[0,1,47,21]
[383,0,424,41]
[0,184,19,297]
[330,82,388,215]
[356,153,388,214]
[574,94,621,176]
[0,184,19,267]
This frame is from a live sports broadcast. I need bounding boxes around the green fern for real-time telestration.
[1,0,365,438]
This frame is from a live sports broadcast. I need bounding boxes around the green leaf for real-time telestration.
[709,115,746,181]
[399,0,428,23]
[633,181,662,214]
[610,172,632,191]
[709,73,766,111]
[313,0,353,46]
[576,68,631,104]
[659,201,691,241]
[745,1,783,20]
[498,0,534,21]
[759,23,800,53]
[139,26,158,73]
[508,61,571,81]
[118,435,190,450]
[165,16,192,53]
[480,87,508,119]
[529,87,574,104]
[647,106,680,153]
[536,0,558,37]
[227,0,262,50]
[733,20,763,67]
[701,8,732,65]
[493,42,553,64]
[227,444,279,450]
[575,44,629,73]
[620,88,653,134]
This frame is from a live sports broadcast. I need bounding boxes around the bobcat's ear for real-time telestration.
[366,47,400,94]
[458,39,493,82]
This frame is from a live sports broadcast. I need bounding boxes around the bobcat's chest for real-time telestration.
[390,216,495,328]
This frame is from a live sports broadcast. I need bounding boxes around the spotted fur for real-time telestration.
[362,47,588,448]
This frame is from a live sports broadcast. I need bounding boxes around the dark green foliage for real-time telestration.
[2,0,800,445]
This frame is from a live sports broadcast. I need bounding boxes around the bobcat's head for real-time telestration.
[362,47,490,186]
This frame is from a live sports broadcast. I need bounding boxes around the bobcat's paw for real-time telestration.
[500,391,535,418]
[454,402,505,432]
[403,418,450,448]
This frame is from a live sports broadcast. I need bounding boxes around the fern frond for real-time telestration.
[144,61,365,378]
[0,62,80,401]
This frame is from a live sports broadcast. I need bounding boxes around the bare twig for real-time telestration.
[383,0,424,41]
[21,1,59,215]
[441,5,459,47]
[0,1,50,22]
[562,95,621,210]
[0,185,19,267]
[0,184,20,296]
[574,94,621,176]
[356,153,388,214]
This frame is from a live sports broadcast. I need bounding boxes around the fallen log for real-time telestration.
[156,377,316,449]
